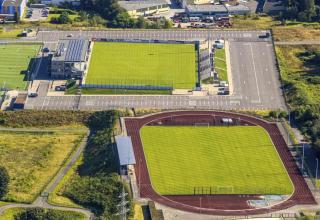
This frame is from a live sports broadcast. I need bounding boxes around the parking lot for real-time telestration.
[18,29,286,111]
[25,7,49,22]
[25,93,268,111]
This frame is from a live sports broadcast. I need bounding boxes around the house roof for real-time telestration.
[115,136,136,166]
[118,0,168,11]
[263,0,286,13]
[186,4,228,13]
[226,4,250,12]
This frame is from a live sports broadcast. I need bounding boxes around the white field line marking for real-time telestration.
[249,44,261,103]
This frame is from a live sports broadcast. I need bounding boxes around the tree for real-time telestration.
[135,16,147,29]
[58,12,71,24]
[163,19,172,29]
[14,207,46,220]
[0,166,9,199]
[314,138,320,152]
[78,11,88,22]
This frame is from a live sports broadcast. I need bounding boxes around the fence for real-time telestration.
[93,38,200,46]
[82,78,175,91]
[148,184,292,196]
[192,186,291,195]
[82,83,172,91]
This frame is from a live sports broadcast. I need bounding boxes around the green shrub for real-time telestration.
[63,174,131,218]
[0,110,91,127]
[0,166,9,199]
[14,208,85,220]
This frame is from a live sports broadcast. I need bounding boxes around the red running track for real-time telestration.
[125,111,316,215]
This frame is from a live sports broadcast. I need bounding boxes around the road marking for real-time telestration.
[41,96,47,110]
[249,44,261,103]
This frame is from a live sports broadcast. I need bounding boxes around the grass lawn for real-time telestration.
[47,13,79,22]
[214,48,228,82]
[0,29,22,39]
[86,42,197,89]
[276,45,320,106]
[0,44,40,90]
[273,25,320,42]
[232,15,280,30]
[140,126,293,195]
[48,154,84,208]
[0,208,86,220]
[0,128,86,203]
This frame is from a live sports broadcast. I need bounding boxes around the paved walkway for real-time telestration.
[0,131,93,220]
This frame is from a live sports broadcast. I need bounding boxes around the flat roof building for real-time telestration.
[118,0,170,17]
[186,3,250,16]
[186,4,228,16]
[115,135,136,175]
[263,0,286,14]
[51,39,90,79]
[226,4,250,15]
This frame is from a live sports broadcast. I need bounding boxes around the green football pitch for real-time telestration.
[140,126,294,195]
[86,42,197,89]
[0,44,39,90]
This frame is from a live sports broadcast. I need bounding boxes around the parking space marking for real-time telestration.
[249,44,261,103]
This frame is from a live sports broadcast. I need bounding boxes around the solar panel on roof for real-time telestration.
[65,39,86,62]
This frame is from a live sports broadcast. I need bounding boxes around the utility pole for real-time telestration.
[302,143,305,172]
[116,186,129,220]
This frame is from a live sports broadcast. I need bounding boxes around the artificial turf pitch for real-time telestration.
[86,42,197,89]
[0,44,39,90]
[140,126,294,195]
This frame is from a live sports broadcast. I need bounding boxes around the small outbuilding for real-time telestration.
[115,135,136,175]
[13,92,27,109]
[118,0,169,17]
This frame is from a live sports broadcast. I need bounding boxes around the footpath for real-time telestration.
[0,131,94,220]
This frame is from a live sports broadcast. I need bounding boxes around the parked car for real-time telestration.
[55,85,66,91]
[42,47,49,53]
[28,92,38,97]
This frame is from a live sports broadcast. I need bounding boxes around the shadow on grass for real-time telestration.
[21,57,38,82]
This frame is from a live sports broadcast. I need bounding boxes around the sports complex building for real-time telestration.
[51,39,90,79]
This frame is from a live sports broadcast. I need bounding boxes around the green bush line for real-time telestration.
[0,110,91,127]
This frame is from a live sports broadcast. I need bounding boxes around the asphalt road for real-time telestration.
[34,29,270,42]
[229,40,286,110]
[25,92,283,110]
[16,29,286,111]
